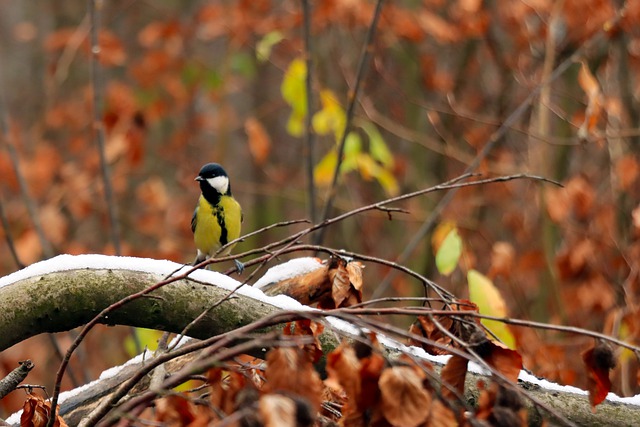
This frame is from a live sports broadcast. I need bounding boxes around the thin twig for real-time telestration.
[89,0,121,255]
[314,0,385,245]
[0,195,23,269]
[300,0,317,224]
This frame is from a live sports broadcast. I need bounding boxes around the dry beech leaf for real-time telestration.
[326,343,362,416]
[476,382,526,427]
[379,366,432,426]
[440,355,468,402]
[488,241,516,279]
[582,341,616,409]
[264,348,323,414]
[428,398,459,427]
[283,320,325,363]
[258,394,298,427]
[155,395,200,425]
[483,342,523,384]
[245,117,272,165]
[21,394,68,427]
[577,61,603,139]
[208,367,252,417]
[358,351,385,411]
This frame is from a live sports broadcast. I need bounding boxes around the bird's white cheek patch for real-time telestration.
[207,176,229,194]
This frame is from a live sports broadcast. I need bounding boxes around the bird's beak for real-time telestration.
[195,176,204,181]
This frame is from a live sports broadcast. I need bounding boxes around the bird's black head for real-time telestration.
[195,163,231,196]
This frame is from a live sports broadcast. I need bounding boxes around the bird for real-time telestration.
[191,163,243,268]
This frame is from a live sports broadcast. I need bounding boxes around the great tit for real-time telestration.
[191,163,242,266]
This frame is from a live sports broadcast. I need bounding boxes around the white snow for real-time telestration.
[253,257,323,289]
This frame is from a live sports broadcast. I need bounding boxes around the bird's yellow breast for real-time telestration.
[193,194,242,257]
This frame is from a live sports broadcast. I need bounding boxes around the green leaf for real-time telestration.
[312,90,345,141]
[230,51,256,79]
[361,121,394,168]
[467,270,516,349]
[435,228,462,276]
[342,132,361,172]
[124,328,164,357]
[256,31,285,62]
[281,58,307,116]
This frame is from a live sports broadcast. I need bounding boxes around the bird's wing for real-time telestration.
[191,206,198,233]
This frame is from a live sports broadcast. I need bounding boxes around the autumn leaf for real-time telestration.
[264,348,323,414]
[440,355,468,402]
[577,61,603,140]
[435,227,463,276]
[379,366,432,426]
[483,342,523,384]
[256,31,284,62]
[467,269,516,349]
[21,395,68,427]
[582,341,616,409]
[281,58,307,137]
[245,117,272,165]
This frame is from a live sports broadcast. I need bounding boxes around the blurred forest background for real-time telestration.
[1,0,640,418]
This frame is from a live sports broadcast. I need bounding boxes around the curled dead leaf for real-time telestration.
[379,366,432,426]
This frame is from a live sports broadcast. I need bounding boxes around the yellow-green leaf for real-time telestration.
[467,270,516,349]
[361,121,394,168]
[286,111,305,137]
[435,228,462,276]
[256,31,284,62]
[124,328,164,357]
[342,132,361,172]
[281,58,307,118]
[314,149,337,186]
[312,90,346,141]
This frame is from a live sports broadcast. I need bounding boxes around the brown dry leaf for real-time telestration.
[358,351,385,411]
[379,366,431,426]
[582,341,616,409]
[16,229,42,265]
[258,394,298,427]
[21,395,68,427]
[155,395,200,425]
[427,398,458,427]
[40,205,68,246]
[208,367,251,417]
[136,177,169,210]
[545,186,570,223]
[326,343,362,417]
[577,61,603,139]
[476,382,526,426]
[440,355,468,402]
[282,320,325,363]
[408,300,480,355]
[566,176,595,220]
[264,348,323,414]
[321,258,363,309]
[632,205,640,235]
[93,30,126,67]
[409,316,454,355]
[616,155,639,191]
[346,261,364,292]
[416,10,460,43]
[483,342,523,384]
[245,117,272,165]
[488,241,515,279]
